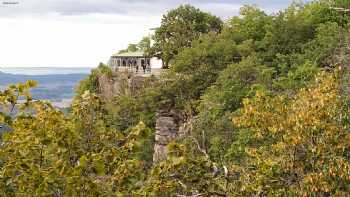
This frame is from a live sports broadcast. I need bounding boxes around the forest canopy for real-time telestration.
[1,0,350,196]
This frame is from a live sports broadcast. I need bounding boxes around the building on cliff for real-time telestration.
[108,51,162,73]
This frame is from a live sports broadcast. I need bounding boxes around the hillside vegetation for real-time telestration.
[1,0,350,196]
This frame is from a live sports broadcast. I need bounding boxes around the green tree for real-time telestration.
[151,4,223,68]
[157,33,239,111]
[194,56,273,161]
[118,37,151,56]
[138,36,151,55]
[232,71,350,195]
[315,0,350,25]
[226,5,270,43]
[75,63,112,96]
[118,44,138,54]
[0,83,151,196]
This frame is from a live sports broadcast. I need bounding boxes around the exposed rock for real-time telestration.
[153,109,181,163]
[97,74,123,101]
[97,71,153,101]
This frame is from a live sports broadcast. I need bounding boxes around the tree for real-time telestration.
[138,36,151,55]
[318,0,350,25]
[0,83,152,196]
[118,37,151,56]
[140,141,228,196]
[151,4,223,69]
[232,71,350,195]
[193,56,273,161]
[2,1,350,195]
[226,5,270,43]
[156,33,239,111]
[262,2,317,65]
[75,63,112,96]
[118,44,138,54]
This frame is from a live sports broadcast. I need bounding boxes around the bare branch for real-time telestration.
[176,194,205,197]
[330,7,350,12]
[189,136,209,160]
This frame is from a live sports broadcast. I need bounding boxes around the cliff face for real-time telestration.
[97,74,116,101]
[97,72,127,101]
[97,71,153,101]
[96,69,185,164]
[153,109,181,163]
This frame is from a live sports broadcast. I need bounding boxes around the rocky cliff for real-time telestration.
[96,69,184,164]
[153,109,182,163]
[97,70,155,101]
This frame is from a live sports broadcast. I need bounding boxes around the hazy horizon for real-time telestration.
[0,67,93,75]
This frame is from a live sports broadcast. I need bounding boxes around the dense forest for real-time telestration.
[1,0,350,196]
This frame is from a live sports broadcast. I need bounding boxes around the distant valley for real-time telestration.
[0,69,90,107]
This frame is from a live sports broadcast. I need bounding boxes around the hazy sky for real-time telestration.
[0,0,295,68]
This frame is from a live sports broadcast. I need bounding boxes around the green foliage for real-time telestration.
[261,3,317,64]
[151,4,223,68]
[200,56,272,118]
[108,87,160,132]
[118,44,138,54]
[192,56,273,161]
[137,1,350,195]
[273,61,320,91]
[140,141,227,196]
[157,33,239,110]
[303,22,346,66]
[0,80,37,123]
[226,5,270,43]
[233,71,350,195]
[0,83,152,196]
[138,36,152,55]
[118,36,151,55]
[2,1,350,195]
[75,63,112,96]
[315,0,350,26]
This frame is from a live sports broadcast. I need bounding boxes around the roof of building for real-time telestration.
[112,51,145,57]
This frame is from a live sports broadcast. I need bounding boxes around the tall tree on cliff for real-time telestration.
[118,37,151,55]
[150,4,223,69]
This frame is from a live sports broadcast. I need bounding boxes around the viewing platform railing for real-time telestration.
[115,67,162,77]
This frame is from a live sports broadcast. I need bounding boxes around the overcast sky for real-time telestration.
[0,0,295,68]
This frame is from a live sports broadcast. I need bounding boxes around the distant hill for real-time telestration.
[0,71,88,100]
[0,71,87,85]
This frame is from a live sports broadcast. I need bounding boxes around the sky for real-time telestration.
[0,0,296,68]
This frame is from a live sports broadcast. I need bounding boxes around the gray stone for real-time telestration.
[153,109,181,164]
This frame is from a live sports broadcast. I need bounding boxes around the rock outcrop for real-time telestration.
[96,69,176,163]
[97,71,154,101]
[98,74,125,101]
[153,109,181,163]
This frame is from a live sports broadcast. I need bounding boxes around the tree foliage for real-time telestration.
[233,71,350,195]
[2,1,350,195]
[118,36,151,55]
[151,4,223,68]
[0,84,151,196]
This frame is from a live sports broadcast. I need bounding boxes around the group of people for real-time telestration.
[136,62,151,73]
[113,58,152,74]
